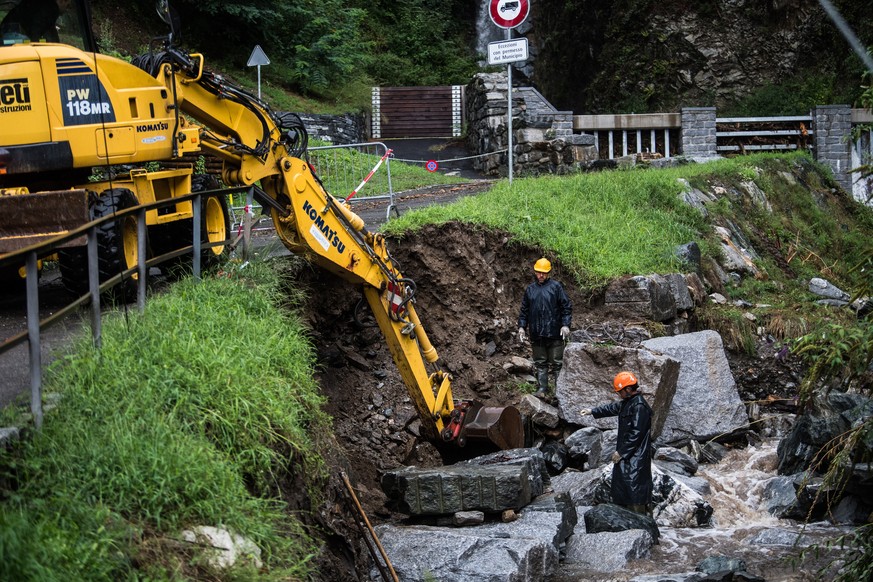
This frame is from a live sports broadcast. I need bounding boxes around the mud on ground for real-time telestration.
[287,221,802,579]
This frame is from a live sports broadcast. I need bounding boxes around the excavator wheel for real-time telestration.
[150,174,230,275]
[58,188,143,302]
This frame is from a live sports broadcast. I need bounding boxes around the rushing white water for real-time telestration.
[555,437,857,581]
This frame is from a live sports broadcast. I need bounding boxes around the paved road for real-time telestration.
[378,138,483,181]
[0,268,87,410]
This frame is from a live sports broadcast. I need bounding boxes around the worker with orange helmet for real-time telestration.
[580,371,653,515]
[517,257,572,400]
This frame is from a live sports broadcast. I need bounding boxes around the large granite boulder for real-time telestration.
[557,343,679,439]
[642,330,748,445]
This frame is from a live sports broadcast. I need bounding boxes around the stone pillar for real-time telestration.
[680,107,717,158]
[813,105,852,193]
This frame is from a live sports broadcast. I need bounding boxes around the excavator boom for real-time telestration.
[0,0,524,450]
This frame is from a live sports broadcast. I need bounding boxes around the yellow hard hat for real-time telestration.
[613,371,638,392]
[534,258,552,273]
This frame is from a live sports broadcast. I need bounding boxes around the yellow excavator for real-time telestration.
[0,0,523,450]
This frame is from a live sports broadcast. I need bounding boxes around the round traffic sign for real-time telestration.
[425,160,439,173]
[489,0,530,29]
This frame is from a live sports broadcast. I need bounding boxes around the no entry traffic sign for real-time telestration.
[489,0,530,29]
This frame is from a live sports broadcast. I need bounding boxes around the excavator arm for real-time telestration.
[144,32,522,450]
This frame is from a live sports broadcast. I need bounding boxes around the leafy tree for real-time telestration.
[167,0,370,96]
[353,0,478,86]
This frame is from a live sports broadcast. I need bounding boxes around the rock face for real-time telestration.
[642,330,749,445]
[530,0,860,113]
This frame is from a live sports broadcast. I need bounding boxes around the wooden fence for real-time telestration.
[371,86,463,139]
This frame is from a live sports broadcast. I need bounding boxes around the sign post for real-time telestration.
[488,0,530,185]
[247,45,271,100]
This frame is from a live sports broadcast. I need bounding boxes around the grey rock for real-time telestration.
[696,555,747,575]
[643,331,748,445]
[517,393,561,428]
[761,476,805,519]
[550,468,609,507]
[655,446,700,475]
[744,527,812,547]
[668,473,712,496]
[0,426,20,446]
[557,343,679,440]
[540,441,569,474]
[675,240,703,271]
[371,523,556,582]
[808,277,850,301]
[453,511,485,526]
[565,426,603,469]
[381,463,532,515]
[584,503,661,543]
[605,274,677,322]
[665,272,696,311]
[459,447,550,498]
[630,574,704,582]
[564,529,655,572]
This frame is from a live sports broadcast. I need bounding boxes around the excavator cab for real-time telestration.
[0,0,93,50]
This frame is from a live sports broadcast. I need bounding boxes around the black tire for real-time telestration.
[58,188,143,302]
[150,174,230,276]
[0,263,31,295]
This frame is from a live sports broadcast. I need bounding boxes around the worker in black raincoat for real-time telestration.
[580,371,653,514]
[517,257,572,400]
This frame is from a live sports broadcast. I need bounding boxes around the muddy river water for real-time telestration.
[555,435,855,581]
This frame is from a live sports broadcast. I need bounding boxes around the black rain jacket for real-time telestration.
[592,392,653,506]
[517,278,572,341]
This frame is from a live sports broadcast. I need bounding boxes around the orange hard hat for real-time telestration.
[534,257,552,273]
[613,371,638,392]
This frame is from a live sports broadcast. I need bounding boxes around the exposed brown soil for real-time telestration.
[294,222,594,578]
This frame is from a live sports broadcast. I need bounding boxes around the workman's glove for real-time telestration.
[518,328,526,343]
[560,326,570,341]
[579,408,591,417]
[611,451,622,464]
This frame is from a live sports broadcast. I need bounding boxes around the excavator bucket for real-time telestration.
[0,189,90,253]
[459,402,524,450]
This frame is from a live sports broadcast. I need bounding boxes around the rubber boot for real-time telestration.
[534,368,549,399]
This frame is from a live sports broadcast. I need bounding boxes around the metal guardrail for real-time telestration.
[574,113,681,160]
[716,115,814,153]
[0,186,253,429]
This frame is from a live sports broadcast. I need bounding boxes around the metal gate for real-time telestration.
[371,86,464,139]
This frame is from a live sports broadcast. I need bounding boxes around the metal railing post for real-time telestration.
[137,209,147,312]
[25,251,43,429]
[193,193,202,281]
[87,226,102,349]
[244,188,254,262]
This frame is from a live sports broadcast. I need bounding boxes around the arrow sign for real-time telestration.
[247,45,270,99]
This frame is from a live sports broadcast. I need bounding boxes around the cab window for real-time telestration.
[1,0,86,49]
